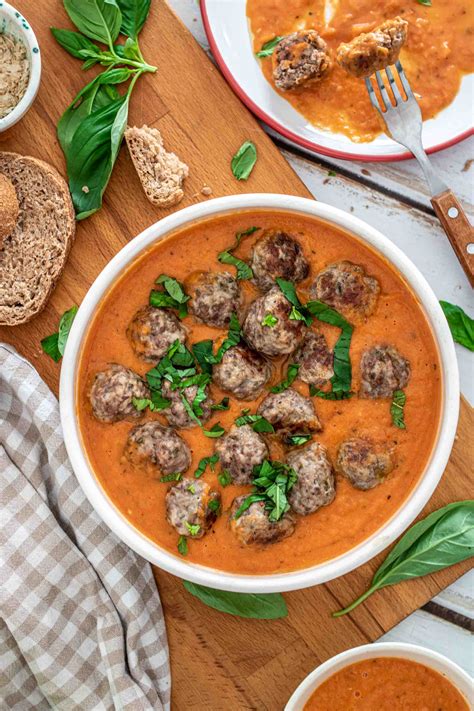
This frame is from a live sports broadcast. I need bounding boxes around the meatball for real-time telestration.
[124,422,191,475]
[272,30,332,91]
[215,425,269,486]
[360,344,410,398]
[230,496,295,545]
[287,442,335,515]
[243,286,305,357]
[337,438,394,490]
[337,17,408,78]
[294,331,334,386]
[166,479,220,537]
[127,305,186,362]
[187,270,242,328]
[89,364,149,423]
[250,230,310,292]
[257,388,322,437]
[310,261,379,321]
[212,344,272,400]
[161,379,212,429]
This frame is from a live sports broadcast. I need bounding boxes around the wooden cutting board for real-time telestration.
[1,2,472,708]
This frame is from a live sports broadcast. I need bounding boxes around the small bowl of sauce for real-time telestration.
[0,2,41,132]
[286,643,472,710]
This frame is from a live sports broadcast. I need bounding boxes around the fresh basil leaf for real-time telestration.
[211,397,230,411]
[231,141,257,181]
[256,36,283,58]
[310,386,353,400]
[218,470,232,487]
[234,225,260,245]
[183,581,288,619]
[208,499,221,514]
[40,333,61,363]
[417,0,431,5]
[440,301,474,351]
[333,501,474,617]
[270,363,299,394]
[262,313,278,328]
[306,300,353,397]
[185,522,201,536]
[235,413,275,433]
[233,493,266,519]
[194,454,219,478]
[192,340,214,375]
[160,472,182,482]
[218,251,253,280]
[237,459,297,523]
[57,306,78,355]
[202,423,225,439]
[214,313,241,362]
[287,433,312,447]
[177,535,188,556]
[391,389,406,429]
[149,291,181,309]
[64,0,122,46]
[156,274,189,304]
[116,0,151,38]
[276,278,303,309]
[306,300,350,330]
[51,28,101,59]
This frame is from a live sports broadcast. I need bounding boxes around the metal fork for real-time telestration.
[365,61,474,286]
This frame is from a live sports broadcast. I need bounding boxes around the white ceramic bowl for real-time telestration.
[0,3,41,132]
[60,194,460,593]
[285,642,473,709]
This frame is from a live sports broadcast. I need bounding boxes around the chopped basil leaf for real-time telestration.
[256,36,283,58]
[218,250,253,280]
[231,140,257,181]
[192,339,214,374]
[194,453,219,478]
[150,274,189,319]
[160,472,182,482]
[188,484,196,494]
[211,397,230,411]
[234,226,260,245]
[286,433,312,447]
[180,393,202,425]
[270,363,299,393]
[235,413,275,433]
[185,522,201,536]
[41,305,78,362]
[203,423,226,438]
[234,459,297,522]
[177,535,188,556]
[208,498,221,514]
[218,470,232,487]
[262,313,278,328]
[214,313,242,362]
[306,300,354,397]
[417,0,431,5]
[276,278,313,326]
[440,301,474,351]
[327,170,337,177]
[132,392,171,412]
[309,386,353,400]
[391,389,406,429]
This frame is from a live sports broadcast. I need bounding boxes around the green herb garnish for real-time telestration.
[440,301,474,351]
[177,535,188,556]
[150,274,190,318]
[185,522,201,536]
[202,423,226,438]
[208,499,221,514]
[255,36,283,58]
[194,454,219,479]
[218,470,232,487]
[234,459,297,522]
[262,313,278,328]
[211,397,230,411]
[192,339,214,375]
[41,306,78,362]
[416,0,432,5]
[270,363,299,393]
[391,389,406,429]
[235,413,275,433]
[160,472,182,483]
[286,433,312,447]
[231,140,257,181]
[333,501,474,617]
[217,251,253,280]
[183,581,288,619]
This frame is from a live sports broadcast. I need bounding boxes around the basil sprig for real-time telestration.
[440,301,474,351]
[234,459,297,522]
[391,389,406,429]
[256,36,283,58]
[270,363,299,393]
[217,226,260,280]
[41,306,78,362]
[333,501,474,617]
[183,581,288,619]
[52,0,156,219]
[150,274,190,319]
[231,141,257,181]
[194,454,219,479]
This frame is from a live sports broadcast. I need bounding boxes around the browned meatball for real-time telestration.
[161,379,212,429]
[230,496,295,545]
[127,305,186,362]
[250,230,310,292]
[215,424,269,485]
[257,388,322,437]
[337,438,394,490]
[337,17,408,78]
[360,344,410,398]
[272,30,332,91]
[89,364,149,423]
[243,286,306,357]
[287,442,335,515]
[310,261,379,322]
[293,332,334,386]
[166,479,220,537]
[124,422,191,475]
[212,344,272,400]
[187,271,242,328]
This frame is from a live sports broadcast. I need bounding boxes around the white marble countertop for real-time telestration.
[170,0,473,679]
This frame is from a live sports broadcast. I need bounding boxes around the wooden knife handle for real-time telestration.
[431,190,474,287]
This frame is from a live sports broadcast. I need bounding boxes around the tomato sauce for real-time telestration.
[247,0,474,142]
[77,210,442,574]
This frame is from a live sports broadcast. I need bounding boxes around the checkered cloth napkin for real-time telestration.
[0,344,171,710]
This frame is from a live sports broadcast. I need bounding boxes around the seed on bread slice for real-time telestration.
[0,152,75,326]
[125,125,189,208]
[0,173,19,248]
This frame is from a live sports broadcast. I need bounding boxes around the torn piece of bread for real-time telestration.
[0,172,19,248]
[125,125,189,207]
[0,152,76,326]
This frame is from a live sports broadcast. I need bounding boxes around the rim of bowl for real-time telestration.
[0,2,41,132]
[285,642,473,709]
[60,194,460,593]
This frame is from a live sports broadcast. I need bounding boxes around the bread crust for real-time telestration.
[0,173,19,247]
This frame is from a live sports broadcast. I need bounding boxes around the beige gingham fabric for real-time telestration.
[0,344,171,710]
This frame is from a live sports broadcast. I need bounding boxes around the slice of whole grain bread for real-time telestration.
[0,172,19,248]
[0,152,75,326]
[125,125,189,207]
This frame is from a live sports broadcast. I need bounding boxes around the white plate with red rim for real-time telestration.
[200,0,474,162]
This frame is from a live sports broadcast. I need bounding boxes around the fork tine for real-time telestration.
[375,71,392,109]
[365,76,382,113]
[395,60,414,99]
[385,66,403,104]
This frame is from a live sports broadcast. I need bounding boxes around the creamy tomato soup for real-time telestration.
[303,657,470,710]
[247,0,474,142]
[77,210,442,574]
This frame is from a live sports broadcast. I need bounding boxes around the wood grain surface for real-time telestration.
[0,2,472,709]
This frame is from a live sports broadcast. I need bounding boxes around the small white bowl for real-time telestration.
[0,2,41,132]
[60,194,460,593]
[285,642,473,709]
